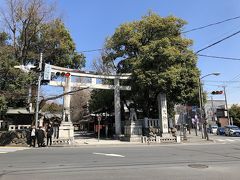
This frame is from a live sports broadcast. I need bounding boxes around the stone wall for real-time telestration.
[0,130,28,146]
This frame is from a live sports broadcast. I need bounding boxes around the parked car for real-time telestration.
[216,127,225,135]
[224,125,240,136]
[209,125,218,134]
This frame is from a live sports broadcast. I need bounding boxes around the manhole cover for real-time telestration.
[188,164,208,169]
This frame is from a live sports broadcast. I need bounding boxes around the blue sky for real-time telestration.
[55,0,240,104]
[1,0,239,104]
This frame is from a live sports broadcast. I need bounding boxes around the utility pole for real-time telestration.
[198,78,204,139]
[35,53,43,128]
[211,96,215,122]
[97,116,101,142]
[223,85,230,122]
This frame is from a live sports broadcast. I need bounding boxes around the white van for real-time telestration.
[210,125,218,134]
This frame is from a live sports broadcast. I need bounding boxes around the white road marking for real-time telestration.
[217,139,225,142]
[215,138,240,142]
[93,152,125,157]
[0,147,29,154]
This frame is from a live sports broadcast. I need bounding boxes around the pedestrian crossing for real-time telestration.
[0,147,29,154]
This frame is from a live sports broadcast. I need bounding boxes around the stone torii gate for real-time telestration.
[44,64,131,139]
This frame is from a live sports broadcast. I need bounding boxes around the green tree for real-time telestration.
[89,90,114,114]
[1,0,85,68]
[40,19,85,69]
[103,12,200,118]
[229,104,240,127]
[89,57,115,114]
[0,0,85,114]
[41,102,63,113]
[0,32,35,113]
[0,96,8,118]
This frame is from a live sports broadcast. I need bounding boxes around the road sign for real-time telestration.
[43,63,51,80]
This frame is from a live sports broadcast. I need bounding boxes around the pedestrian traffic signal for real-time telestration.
[211,90,223,95]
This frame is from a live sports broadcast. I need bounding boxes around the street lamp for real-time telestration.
[201,73,220,79]
[199,72,220,140]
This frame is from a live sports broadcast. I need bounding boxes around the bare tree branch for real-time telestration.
[39,87,89,110]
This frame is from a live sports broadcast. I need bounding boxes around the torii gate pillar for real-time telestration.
[58,76,74,140]
[114,78,121,136]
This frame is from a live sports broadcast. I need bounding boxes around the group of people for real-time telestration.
[29,124,53,147]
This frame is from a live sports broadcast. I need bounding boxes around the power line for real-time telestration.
[203,80,240,83]
[78,16,240,54]
[204,84,224,87]
[229,73,240,81]
[79,49,103,53]
[198,54,240,61]
[195,30,240,54]
[80,30,240,55]
[183,15,240,33]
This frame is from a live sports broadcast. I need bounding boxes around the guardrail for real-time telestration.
[141,136,178,143]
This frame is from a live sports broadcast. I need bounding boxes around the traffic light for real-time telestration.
[55,72,71,77]
[211,90,223,95]
[50,71,71,81]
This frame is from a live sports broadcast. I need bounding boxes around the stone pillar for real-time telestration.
[59,76,74,140]
[63,76,71,122]
[157,93,169,135]
[114,78,121,136]
[124,120,142,142]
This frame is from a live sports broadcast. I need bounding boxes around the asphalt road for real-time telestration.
[1,141,240,180]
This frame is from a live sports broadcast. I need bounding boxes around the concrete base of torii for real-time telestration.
[58,121,74,140]
[123,120,143,142]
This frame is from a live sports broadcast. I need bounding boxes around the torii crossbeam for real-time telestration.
[44,64,131,138]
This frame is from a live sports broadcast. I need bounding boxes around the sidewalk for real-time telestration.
[69,130,214,146]
[178,130,215,144]
[72,138,141,146]
[1,131,214,148]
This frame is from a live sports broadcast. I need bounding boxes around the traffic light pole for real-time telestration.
[198,72,220,140]
[199,79,209,140]
[35,53,43,128]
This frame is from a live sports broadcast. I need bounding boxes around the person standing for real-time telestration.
[46,124,53,146]
[26,127,31,146]
[53,120,59,139]
[30,126,36,147]
[37,126,45,147]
